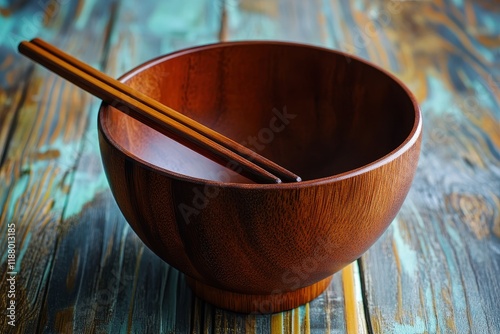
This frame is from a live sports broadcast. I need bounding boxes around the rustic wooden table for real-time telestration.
[1,0,499,333]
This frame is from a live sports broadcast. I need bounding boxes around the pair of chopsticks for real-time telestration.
[18,39,301,184]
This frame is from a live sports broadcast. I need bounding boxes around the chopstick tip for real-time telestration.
[17,40,30,54]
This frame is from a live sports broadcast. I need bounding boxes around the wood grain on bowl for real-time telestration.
[98,42,421,313]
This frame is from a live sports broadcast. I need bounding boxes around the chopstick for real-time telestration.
[19,39,302,184]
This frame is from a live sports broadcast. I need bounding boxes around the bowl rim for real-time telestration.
[98,41,422,189]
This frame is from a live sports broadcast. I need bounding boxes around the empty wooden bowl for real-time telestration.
[98,42,422,313]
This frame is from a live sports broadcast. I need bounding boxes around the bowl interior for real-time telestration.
[101,43,416,183]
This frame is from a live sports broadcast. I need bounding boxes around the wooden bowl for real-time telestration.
[98,42,422,313]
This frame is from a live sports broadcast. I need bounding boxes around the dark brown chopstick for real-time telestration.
[18,40,296,184]
[25,38,302,183]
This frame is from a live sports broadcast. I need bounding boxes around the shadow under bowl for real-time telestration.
[98,41,422,313]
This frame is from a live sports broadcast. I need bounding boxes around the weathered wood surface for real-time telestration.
[0,0,498,333]
[331,1,500,333]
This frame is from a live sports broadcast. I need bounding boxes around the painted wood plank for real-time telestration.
[316,0,500,333]
[0,0,130,332]
[0,51,32,165]
[223,0,330,47]
[342,263,367,334]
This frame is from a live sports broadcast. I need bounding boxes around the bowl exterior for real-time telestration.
[98,117,421,310]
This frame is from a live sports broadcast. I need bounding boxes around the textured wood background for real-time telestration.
[0,0,498,333]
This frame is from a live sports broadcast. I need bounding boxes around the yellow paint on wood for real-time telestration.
[449,193,491,239]
[283,311,291,333]
[43,0,59,26]
[271,312,283,334]
[478,114,500,150]
[491,192,500,239]
[293,307,300,333]
[441,288,457,332]
[240,0,279,16]
[465,1,477,31]
[391,239,405,323]
[476,34,500,48]
[423,8,484,62]
[370,310,382,334]
[342,263,367,334]
[303,303,310,334]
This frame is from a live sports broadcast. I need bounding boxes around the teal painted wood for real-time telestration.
[222,0,329,45]
[0,0,124,332]
[313,0,500,333]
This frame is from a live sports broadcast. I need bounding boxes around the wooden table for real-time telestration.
[1,0,499,333]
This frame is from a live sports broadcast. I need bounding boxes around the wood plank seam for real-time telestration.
[357,259,374,334]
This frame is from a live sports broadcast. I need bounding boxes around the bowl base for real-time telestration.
[186,275,333,314]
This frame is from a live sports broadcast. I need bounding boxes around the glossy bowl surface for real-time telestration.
[98,41,422,313]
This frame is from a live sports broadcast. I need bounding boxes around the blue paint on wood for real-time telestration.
[392,220,418,277]
[75,0,99,29]
[392,315,426,334]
